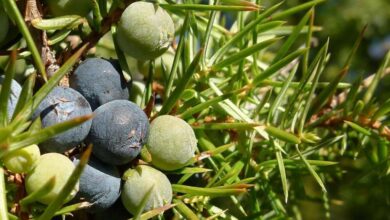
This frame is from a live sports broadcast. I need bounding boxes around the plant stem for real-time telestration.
[3,0,47,81]
[0,167,9,220]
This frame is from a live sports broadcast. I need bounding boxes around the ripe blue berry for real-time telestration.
[73,156,121,212]
[70,58,130,110]
[87,100,149,165]
[32,86,92,153]
[93,199,131,220]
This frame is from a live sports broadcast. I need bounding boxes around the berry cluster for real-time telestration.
[1,1,197,217]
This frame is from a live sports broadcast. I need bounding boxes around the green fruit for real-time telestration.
[129,81,146,107]
[117,2,175,60]
[45,0,93,16]
[25,153,78,205]
[147,115,197,171]
[3,144,40,174]
[0,7,9,43]
[121,165,172,215]
[137,47,176,81]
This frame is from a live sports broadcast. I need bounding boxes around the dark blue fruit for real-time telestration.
[70,58,129,110]
[87,100,149,165]
[93,199,131,220]
[73,156,121,213]
[0,75,22,120]
[32,86,92,153]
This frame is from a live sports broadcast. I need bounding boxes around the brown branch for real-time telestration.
[65,0,138,63]
[25,0,59,79]
[307,65,390,141]
[309,109,390,141]
[0,48,28,56]
[362,117,390,141]
[332,67,390,107]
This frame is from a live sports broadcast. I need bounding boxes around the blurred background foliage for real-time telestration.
[213,0,390,219]
[278,1,390,219]
[279,0,390,104]
[222,0,390,100]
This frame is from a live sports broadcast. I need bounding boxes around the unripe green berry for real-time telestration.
[121,165,172,215]
[45,0,93,16]
[3,144,40,174]
[117,2,175,60]
[147,115,197,171]
[137,48,177,81]
[25,153,78,205]
[129,81,146,107]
